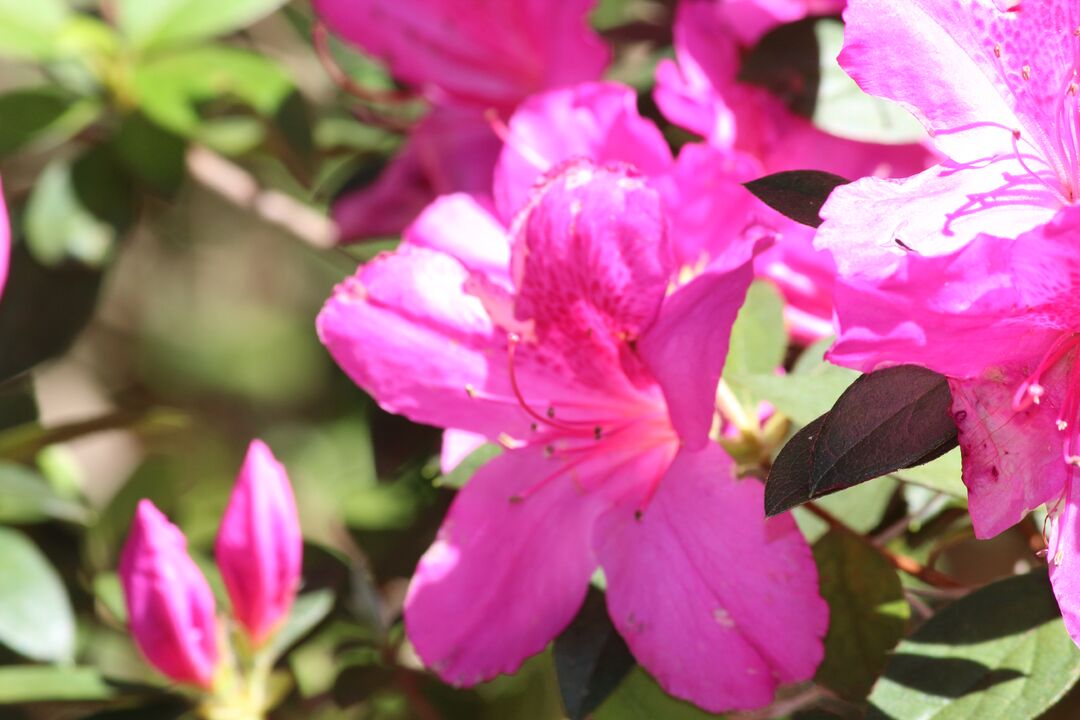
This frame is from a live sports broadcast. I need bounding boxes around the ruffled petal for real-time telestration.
[317,246,529,438]
[595,445,827,713]
[638,262,754,449]
[494,82,673,220]
[403,193,510,283]
[404,447,606,683]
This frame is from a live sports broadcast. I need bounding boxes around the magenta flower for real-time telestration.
[314,0,610,241]
[119,500,221,688]
[654,0,934,342]
[814,0,1080,644]
[216,440,303,647]
[317,160,826,711]
[0,176,8,301]
[816,0,1080,278]
[823,207,1080,642]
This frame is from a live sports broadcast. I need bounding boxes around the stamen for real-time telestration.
[1013,333,1080,410]
[506,333,599,436]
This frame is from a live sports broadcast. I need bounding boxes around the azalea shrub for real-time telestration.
[3,1,1080,719]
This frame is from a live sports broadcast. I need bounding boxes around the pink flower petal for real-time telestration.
[493,82,673,220]
[817,157,1061,278]
[403,193,510,283]
[638,261,754,449]
[595,445,827,713]
[333,108,500,242]
[404,446,607,684]
[951,369,1069,539]
[317,246,530,439]
[440,429,488,474]
[313,0,609,110]
[1048,481,1080,643]
[840,0,1080,166]
[512,161,674,389]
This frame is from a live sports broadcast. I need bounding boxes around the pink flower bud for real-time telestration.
[119,500,220,688]
[215,440,302,646]
[0,175,9,300]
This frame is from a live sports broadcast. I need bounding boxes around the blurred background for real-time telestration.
[2,0,1078,718]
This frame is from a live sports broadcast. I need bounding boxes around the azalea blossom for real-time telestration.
[313,0,609,241]
[317,160,827,711]
[816,0,1080,277]
[814,0,1080,643]
[655,0,934,342]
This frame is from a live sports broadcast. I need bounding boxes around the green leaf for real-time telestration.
[132,45,293,152]
[741,339,858,427]
[24,158,116,266]
[813,19,927,144]
[813,529,910,700]
[267,589,335,662]
[0,88,100,158]
[795,476,899,544]
[894,449,966,499]
[0,527,76,661]
[118,0,289,51]
[595,668,721,720]
[724,281,787,408]
[0,243,104,382]
[0,0,71,60]
[0,461,89,524]
[0,666,115,702]
[435,443,503,489]
[868,571,1080,720]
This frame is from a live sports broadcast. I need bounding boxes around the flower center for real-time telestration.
[501,332,676,515]
[1013,332,1080,465]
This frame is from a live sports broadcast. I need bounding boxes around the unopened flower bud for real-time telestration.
[215,440,302,646]
[120,500,220,688]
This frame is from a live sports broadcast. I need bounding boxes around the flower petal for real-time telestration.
[333,108,501,242]
[638,262,754,449]
[512,161,674,388]
[839,0,1080,164]
[817,156,1061,279]
[1048,480,1080,644]
[595,445,827,713]
[404,447,606,684]
[403,193,510,283]
[314,0,608,110]
[951,370,1069,539]
[493,82,673,220]
[317,246,529,439]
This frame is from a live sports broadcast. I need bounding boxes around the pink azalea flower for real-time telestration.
[0,176,8,301]
[216,440,303,647]
[119,500,221,688]
[823,206,1080,643]
[655,0,934,342]
[314,0,610,241]
[816,0,1080,278]
[317,160,827,711]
